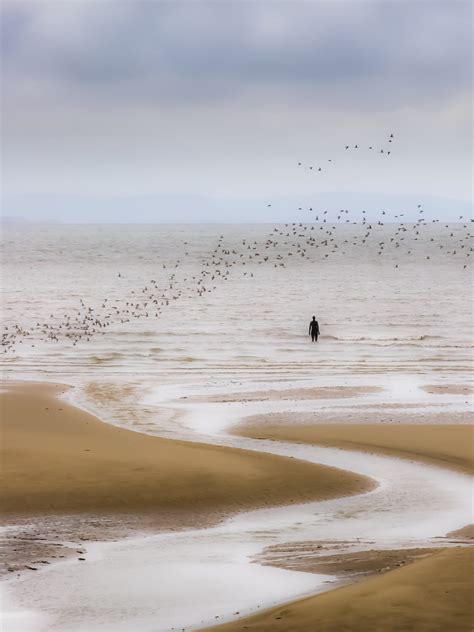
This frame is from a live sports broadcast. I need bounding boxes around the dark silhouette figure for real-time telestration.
[309,316,320,342]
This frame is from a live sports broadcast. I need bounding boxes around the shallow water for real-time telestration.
[2,223,473,387]
[1,223,472,631]
[2,224,471,432]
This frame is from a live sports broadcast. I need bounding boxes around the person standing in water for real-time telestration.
[309,316,320,342]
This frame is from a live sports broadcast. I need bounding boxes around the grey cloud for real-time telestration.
[1,1,472,108]
[1,1,471,221]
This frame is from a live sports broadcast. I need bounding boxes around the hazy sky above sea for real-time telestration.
[1,1,472,223]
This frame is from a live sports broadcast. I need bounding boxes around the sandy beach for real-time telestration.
[232,419,474,474]
[1,382,373,519]
[3,3,473,628]
[205,547,474,632]
[185,385,383,403]
[1,381,373,575]
[2,379,473,631]
[194,416,473,631]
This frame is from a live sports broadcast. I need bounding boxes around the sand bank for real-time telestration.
[255,543,442,578]
[185,385,381,403]
[1,382,375,574]
[205,547,473,632]
[211,418,474,631]
[421,384,473,396]
[447,525,474,540]
[232,421,474,474]
[240,407,472,426]
[1,381,372,520]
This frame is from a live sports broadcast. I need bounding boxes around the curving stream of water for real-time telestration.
[2,379,472,632]
[1,225,472,631]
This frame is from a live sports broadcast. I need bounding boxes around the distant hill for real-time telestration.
[2,192,472,224]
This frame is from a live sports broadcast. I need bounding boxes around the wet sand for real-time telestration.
[208,418,474,631]
[185,385,382,403]
[232,421,474,473]
[3,382,472,630]
[421,384,473,396]
[0,382,372,572]
[206,547,473,632]
[255,543,443,578]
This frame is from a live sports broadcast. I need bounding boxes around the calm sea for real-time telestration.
[1,222,472,420]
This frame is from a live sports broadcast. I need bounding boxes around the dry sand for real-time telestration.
[205,547,474,632]
[1,382,372,519]
[232,421,474,474]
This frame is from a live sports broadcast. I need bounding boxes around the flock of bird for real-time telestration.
[2,133,472,354]
[297,132,396,174]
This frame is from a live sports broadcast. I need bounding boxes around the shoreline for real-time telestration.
[205,547,474,632]
[231,418,474,474]
[204,414,474,631]
[2,379,472,631]
[0,381,373,575]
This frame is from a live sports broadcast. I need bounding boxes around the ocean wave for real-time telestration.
[323,334,444,343]
[90,353,125,364]
[89,350,168,363]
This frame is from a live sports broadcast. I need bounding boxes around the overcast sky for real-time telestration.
[1,1,472,222]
